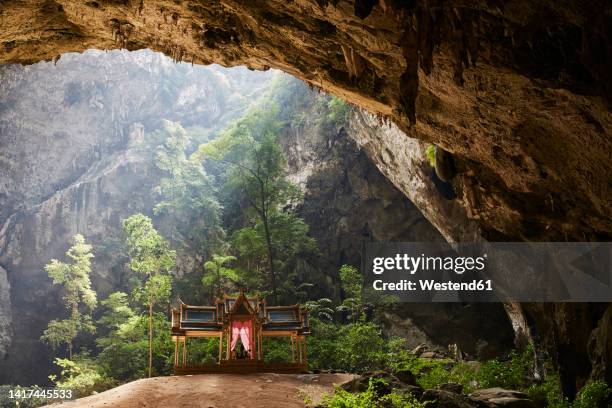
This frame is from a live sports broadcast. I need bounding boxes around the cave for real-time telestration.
[0,0,611,405]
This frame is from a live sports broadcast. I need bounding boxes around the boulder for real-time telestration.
[393,368,417,385]
[341,371,399,395]
[469,388,535,408]
[421,389,477,408]
[439,382,464,394]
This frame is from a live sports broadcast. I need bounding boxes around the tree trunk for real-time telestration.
[262,212,277,303]
[69,302,78,360]
[148,301,153,378]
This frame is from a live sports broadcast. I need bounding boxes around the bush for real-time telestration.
[50,354,116,398]
[97,313,174,381]
[526,374,569,408]
[425,145,436,167]
[320,378,428,408]
[573,380,612,408]
[338,322,386,373]
[262,337,293,363]
[307,319,342,370]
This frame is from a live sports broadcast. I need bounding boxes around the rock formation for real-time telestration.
[1,0,610,243]
[1,1,611,395]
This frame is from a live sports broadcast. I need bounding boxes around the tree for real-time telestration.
[202,254,240,299]
[152,120,224,258]
[198,105,300,301]
[122,214,175,378]
[96,292,134,348]
[41,234,97,359]
[337,264,363,323]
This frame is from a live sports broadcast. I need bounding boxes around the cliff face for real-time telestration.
[0,50,275,384]
[280,87,514,359]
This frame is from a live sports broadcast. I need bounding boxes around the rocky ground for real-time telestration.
[342,371,536,408]
[44,373,355,408]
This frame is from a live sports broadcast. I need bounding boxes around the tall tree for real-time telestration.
[41,234,97,359]
[152,120,224,258]
[337,264,363,323]
[122,214,175,378]
[202,254,240,300]
[198,105,301,301]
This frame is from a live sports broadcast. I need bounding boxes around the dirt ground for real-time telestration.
[45,373,355,408]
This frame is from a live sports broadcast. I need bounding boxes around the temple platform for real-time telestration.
[173,360,309,375]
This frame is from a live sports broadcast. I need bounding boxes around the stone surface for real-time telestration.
[422,389,477,408]
[469,388,535,408]
[394,368,417,386]
[439,383,464,394]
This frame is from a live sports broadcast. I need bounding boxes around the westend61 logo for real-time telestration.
[364,242,612,302]
[372,253,487,275]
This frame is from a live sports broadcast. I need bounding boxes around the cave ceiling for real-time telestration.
[1,0,611,241]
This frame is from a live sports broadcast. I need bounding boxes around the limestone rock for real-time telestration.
[469,388,535,408]
[421,389,477,408]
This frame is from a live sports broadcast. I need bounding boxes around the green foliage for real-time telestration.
[385,341,573,408]
[306,318,343,370]
[262,337,293,363]
[307,319,386,374]
[96,313,174,381]
[303,298,335,322]
[41,234,97,357]
[50,353,116,398]
[321,378,428,408]
[573,380,612,408]
[122,214,176,279]
[425,145,436,167]
[96,292,134,336]
[202,254,240,297]
[152,120,224,256]
[339,322,387,373]
[526,374,569,408]
[122,214,175,377]
[185,338,220,365]
[199,102,317,302]
[337,265,363,322]
[326,96,350,127]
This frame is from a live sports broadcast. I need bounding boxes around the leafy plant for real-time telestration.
[122,214,175,378]
[321,378,428,408]
[50,353,116,398]
[304,298,335,322]
[425,144,436,167]
[573,380,612,408]
[202,254,240,299]
[337,265,363,323]
[41,234,97,359]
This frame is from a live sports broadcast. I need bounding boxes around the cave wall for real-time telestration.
[279,87,514,361]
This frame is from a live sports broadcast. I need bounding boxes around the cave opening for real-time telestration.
[0,48,517,389]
